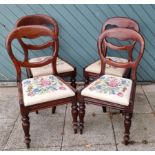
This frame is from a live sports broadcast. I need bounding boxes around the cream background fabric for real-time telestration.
[85,56,128,77]
[81,75,132,106]
[29,56,74,77]
[22,75,75,106]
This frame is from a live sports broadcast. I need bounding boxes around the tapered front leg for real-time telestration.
[22,115,31,148]
[71,99,78,134]
[124,113,132,145]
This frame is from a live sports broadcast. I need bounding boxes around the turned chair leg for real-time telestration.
[124,113,132,145]
[71,74,76,88]
[52,106,56,114]
[22,115,31,149]
[71,99,78,134]
[36,110,38,114]
[102,106,106,113]
[79,98,85,134]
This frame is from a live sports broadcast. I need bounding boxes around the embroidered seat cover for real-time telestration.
[22,75,75,106]
[81,74,132,106]
[85,56,128,77]
[29,56,74,77]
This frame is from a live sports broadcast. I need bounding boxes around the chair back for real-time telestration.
[98,28,144,81]
[101,17,140,61]
[6,25,59,82]
[102,17,139,32]
[16,14,59,57]
[16,14,59,36]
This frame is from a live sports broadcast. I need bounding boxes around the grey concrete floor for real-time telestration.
[0,84,155,151]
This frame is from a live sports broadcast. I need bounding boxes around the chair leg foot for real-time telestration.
[72,99,78,134]
[26,143,30,149]
[52,106,56,114]
[102,106,106,113]
[36,110,38,114]
[22,115,31,148]
[124,113,132,145]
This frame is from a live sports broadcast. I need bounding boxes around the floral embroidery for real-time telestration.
[23,75,66,97]
[89,75,130,97]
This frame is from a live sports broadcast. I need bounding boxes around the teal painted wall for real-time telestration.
[0,4,155,82]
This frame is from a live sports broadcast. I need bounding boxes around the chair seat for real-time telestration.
[22,75,75,106]
[81,75,132,106]
[85,56,128,77]
[29,56,74,77]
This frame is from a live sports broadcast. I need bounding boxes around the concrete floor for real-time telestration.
[0,84,155,151]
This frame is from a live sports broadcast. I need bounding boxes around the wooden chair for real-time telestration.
[5,25,78,148]
[78,28,144,145]
[16,14,76,114]
[84,17,139,84]
[16,14,76,88]
[84,17,140,113]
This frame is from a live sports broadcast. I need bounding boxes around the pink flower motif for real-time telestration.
[59,86,66,90]
[40,79,51,86]
[28,92,34,96]
[117,92,123,97]
[108,78,118,87]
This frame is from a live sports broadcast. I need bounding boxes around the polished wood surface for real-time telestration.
[6,25,78,148]
[16,14,77,114]
[16,14,76,88]
[79,28,144,145]
[84,17,140,84]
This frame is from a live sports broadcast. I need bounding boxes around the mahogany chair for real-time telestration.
[84,17,139,84]
[5,25,78,148]
[16,14,76,87]
[84,17,140,113]
[16,14,76,114]
[78,28,144,145]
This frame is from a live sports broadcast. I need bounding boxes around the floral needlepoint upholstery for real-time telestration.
[81,75,132,106]
[85,56,128,77]
[22,75,75,106]
[29,56,74,77]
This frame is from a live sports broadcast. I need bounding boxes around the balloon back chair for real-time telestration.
[16,14,76,88]
[84,17,139,84]
[5,25,78,148]
[78,28,144,145]
[16,14,77,114]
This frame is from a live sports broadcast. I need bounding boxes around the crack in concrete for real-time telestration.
[141,85,155,113]
[2,113,20,151]
[109,112,118,151]
[60,104,68,151]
